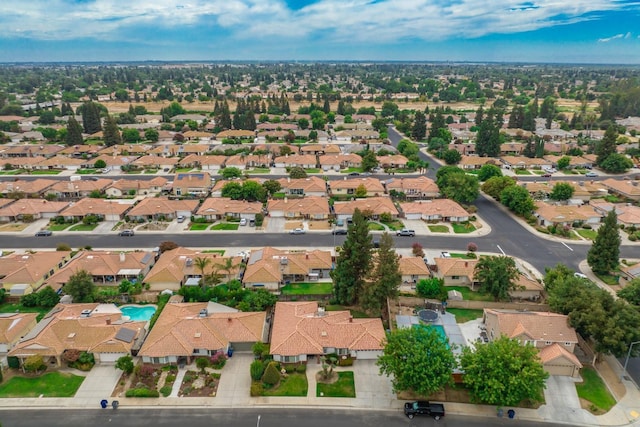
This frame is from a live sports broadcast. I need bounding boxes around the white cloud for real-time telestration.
[0,0,637,44]
[598,33,625,42]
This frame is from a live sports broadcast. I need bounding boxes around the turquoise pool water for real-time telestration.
[120,305,157,321]
[413,324,449,347]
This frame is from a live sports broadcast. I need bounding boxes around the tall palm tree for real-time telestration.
[220,257,235,282]
[193,256,211,286]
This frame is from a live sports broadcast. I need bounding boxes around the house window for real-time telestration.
[282,355,298,363]
[336,348,348,356]
[176,189,182,195]
[347,189,354,194]
[565,342,572,346]
[545,341,552,345]
[451,276,460,280]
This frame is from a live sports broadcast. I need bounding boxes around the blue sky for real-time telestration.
[1,0,639,63]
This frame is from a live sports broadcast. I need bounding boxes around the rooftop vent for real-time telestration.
[67,332,76,339]
[194,332,201,338]
[80,309,92,318]
[280,256,288,265]
[199,308,208,318]
[186,258,193,266]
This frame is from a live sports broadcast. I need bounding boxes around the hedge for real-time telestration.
[125,388,160,398]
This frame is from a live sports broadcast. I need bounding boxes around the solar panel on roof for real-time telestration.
[115,328,136,343]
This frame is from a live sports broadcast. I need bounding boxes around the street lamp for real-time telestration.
[622,340,640,381]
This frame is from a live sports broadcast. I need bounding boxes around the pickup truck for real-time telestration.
[404,401,445,420]
[396,229,415,237]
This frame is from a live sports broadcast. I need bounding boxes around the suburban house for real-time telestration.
[143,247,243,292]
[273,154,317,169]
[171,172,212,197]
[266,197,331,220]
[520,181,608,202]
[544,155,594,169]
[59,198,131,222]
[399,257,431,285]
[0,251,72,296]
[483,309,581,377]
[178,154,227,172]
[601,179,640,201]
[8,303,147,366]
[400,199,469,222]
[105,177,168,197]
[499,143,525,155]
[448,143,476,156]
[35,156,85,171]
[385,176,440,200]
[333,196,399,221]
[138,302,266,364]
[210,178,264,197]
[225,154,272,169]
[377,154,408,169]
[81,154,136,170]
[500,156,552,170]
[300,144,341,156]
[269,301,385,363]
[48,178,112,200]
[0,199,69,222]
[591,201,640,227]
[510,273,544,301]
[458,156,497,170]
[318,154,362,171]
[329,177,385,197]
[431,257,479,288]
[195,198,263,221]
[132,155,179,171]
[126,197,199,222]
[277,176,328,197]
[334,129,379,142]
[0,313,38,359]
[242,247,332,290]
[216,130,255,140]
[534,202,602,227]
[44,250,156,292]
[0,178,56,198]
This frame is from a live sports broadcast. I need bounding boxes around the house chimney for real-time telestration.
[120,252,125,262]
[228,317,232,322]
[349,316,353,323]
[106,319,111,325]
[306,254,309,259]
[465,261,468,267]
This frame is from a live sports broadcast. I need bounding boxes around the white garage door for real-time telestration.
[99,352,126,363]
[354,350,382,360]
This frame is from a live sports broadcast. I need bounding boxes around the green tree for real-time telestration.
[500,185,535,216]
[36,286,60,308]
[599,153,633,173]
[377,326,455,396]
[331,208,373,305]
[596,125,618,166]
[262,361,281,385]
[435,165,465,188]
[416,277,445,299]
[94,159,107,169]
[354,184,368,198]
[411,111,427,140]
[102,115,122,147]
[481,176,516,200]
[549,182,574,201]
[193,257,211,286]
[618,279,640,306]
[221,167,243,179]
[557,156,571,170]
[442,149,462,165]
[460,336,548,406]
[221,182,243,200]
[477,164,502,181]
[289,167,307,179]
[242,180,267,202]
[81,101,102,134]
[65,116,84,146]
[361,150,378,172]
[238,289,277,311]
[144,128,159,142]
[361,233,401,316]
[475,256,519,301]
[115,355,134,375]
[441,173,479,205]
[262,179,282,196]
[62,269,95,303]
[39,110,55,125]
[587,210,620,275]
[122,128,141,143]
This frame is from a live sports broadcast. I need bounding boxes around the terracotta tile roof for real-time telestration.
[501,156,551,167]
[602,179,640,197]
[178,154,226,167]
[0,179,56,195]
[144,247,242,285]
[400,199,468,218]
[458,156,499,167]
[270,302,385,357]
[385,176,439,194]
[243,247,332,285]
[333,196,398,216]
[59,198,129,217]
[514,273,544,291]
[0,313,38,344]
[0,199,69,217]
[35,156,86,168]
[434,258,478,280]
[0,252,71,288]
[9,303,146,358]
[197,198,263,216]
[538,343,582,368]
[138,303,265,357]
[173,172,212,189]
[535,202,602,223]
[399,257,430,276]
[377,154,408,166]
[49,178,111,193]
[273,154,317,166]
[484,309,578,343]
[106,177,167,192]
[277,176,327,194]
[318,154,362,166]
[126,197,198,217]
[302,144,341,154]
[216,130,255,138]
[267,196,330,216]
[329,177,385,193]
[133,155,179,167]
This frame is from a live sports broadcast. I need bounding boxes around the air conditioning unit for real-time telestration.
[280,257,288,265]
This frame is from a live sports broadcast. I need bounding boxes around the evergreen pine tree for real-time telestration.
[103,115,122,147]
[522,109,536,131]
[65,116,84,146]
[412,111,427,141]
[475,106,484,126]
[330,209,373,305]
[596,125,618,166]
[361,233,401,316]
[81,101,102,134]
[587,210,620,275]
[428,107,446,141]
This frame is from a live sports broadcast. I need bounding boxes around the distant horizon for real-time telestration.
[1,1,640,64]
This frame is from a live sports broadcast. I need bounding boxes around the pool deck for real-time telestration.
[398,311,480,354]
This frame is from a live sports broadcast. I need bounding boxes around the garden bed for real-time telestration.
[179,370,221,397]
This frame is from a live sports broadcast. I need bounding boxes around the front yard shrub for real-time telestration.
[250,382,264,396]
[296,364,307,373]
[23,355,46,373]
[337,357,354,367]
[125,387,160,398]
[196,357,210,372]
[249,360,264,381]
[115,355,134,375]
[210,352,227,369]
[262,362,281,386]
[160,385,172,397]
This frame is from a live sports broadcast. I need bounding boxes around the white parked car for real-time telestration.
[240,218,247,226]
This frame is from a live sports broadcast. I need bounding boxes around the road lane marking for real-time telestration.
[561,242,574,252]
[497,245,505,255]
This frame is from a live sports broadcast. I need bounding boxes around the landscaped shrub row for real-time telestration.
[125,387,160,397]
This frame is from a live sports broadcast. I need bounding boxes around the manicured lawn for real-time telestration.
[452,223,476,234]
[514,169,531,175]
[48,223,71,231]
[576,366,616,412]
[144,169,159,174]
[248,168,271,174]
[126,170,143,174]
[531,170,546,175]
[576,229,597,240]
[77,169,97,174]
[368,223,385,231]
[595,273,619,286]
[428,225,450,233]
[0,302,51,321]
[69,223,98,231]
[262,372,308,396]
[281,282,333,295]
[382,220,404,231]
[210,223,239,230]
[561,170,579,175]
[201,249,225,254]
[445,286,493,302]
[30,170,61,175]
[450,252,477,260]
[305,168,321,173]
[190,223,210,231]
[317,371,355,397]
[0,170,21,175]
[325,305,369,318]
[0,372,85,397]
[175,168,192,172]
[446,308,484,323]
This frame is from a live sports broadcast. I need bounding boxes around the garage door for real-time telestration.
[99,352,127,363]
[354,350,381,360]
[545,363,576,377]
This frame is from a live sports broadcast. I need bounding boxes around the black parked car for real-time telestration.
[35,230,52,237]
[404,401,445,420]
[331,229,348,235]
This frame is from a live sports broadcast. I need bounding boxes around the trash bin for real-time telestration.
[227,347,234,358]
[507,409,515,419]
[497,408,504,418]
[100,399,108,409]
[112,400,119,410]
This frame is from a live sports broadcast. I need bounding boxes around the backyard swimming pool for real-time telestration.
[413,324,449,347]
[120,305,157,321]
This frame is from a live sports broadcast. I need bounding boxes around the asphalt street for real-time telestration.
[0,408,581,427]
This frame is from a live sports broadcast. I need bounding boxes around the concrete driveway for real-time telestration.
[74,365,123,400]
[538,375,597,425]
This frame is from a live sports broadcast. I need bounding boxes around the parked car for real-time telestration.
[441,251,451,258]
[240,218,247,226]
[574,272,588,279]
[332,228,348,235]
[585,171,598,177]
[289,228,306,235]
[119,230,135,237]
[249,219,256,227]
[177,215,186,223]
[404,401,445,420]
[396,229,416,237]
[373,238,380,248]
[348,172,360,176]
[542,173,552,178]
[35,230,52,237]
